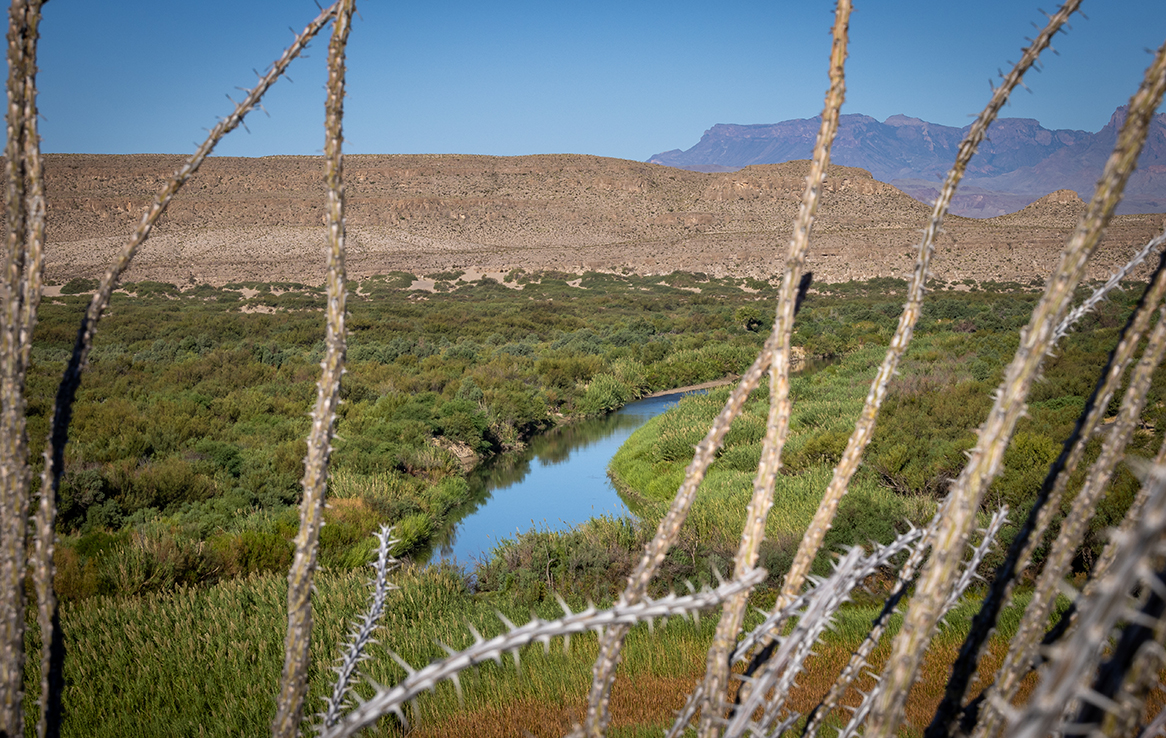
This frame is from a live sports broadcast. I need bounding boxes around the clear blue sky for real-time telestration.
[35,0,1166,161]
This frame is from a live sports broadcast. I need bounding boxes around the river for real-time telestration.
[422,389,701,568]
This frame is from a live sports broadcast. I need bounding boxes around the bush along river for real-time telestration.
[423,388,707,567]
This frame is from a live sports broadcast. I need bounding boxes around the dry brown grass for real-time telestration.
[400,632,1046,738]
[406,642,1164,738]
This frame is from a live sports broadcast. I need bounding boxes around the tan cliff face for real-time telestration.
[42,153,1164,286]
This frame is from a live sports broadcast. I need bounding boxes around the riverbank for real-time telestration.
[425,386,725,566]
[607,347,936,581]
[643,375,739,398]
[35,273,767,604]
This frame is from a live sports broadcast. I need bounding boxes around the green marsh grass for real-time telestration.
[611,309,1166,587]
[23,272,779,603]
[15,276,1164,733]
[394,590,1062,738]
[611,345,937,579]
[24,558,767,737]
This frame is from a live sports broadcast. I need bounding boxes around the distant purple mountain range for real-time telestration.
[648,106,1166,217]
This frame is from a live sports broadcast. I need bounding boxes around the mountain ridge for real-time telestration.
[648,107,1165,217]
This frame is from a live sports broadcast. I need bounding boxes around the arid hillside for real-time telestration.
[44,153,1164,286]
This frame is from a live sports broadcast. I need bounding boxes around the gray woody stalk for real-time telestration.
[799,504,949,738]
[928,241,1166,738]
[0,1,44,735]
[272,1,356,736]
[19,2,340,732]
[973,298,1166,738]
[724,528,936,737]
[696,2,850,734]
[1090,368,1166,588]
[1006,463,1166,738]
[839,509,1010,738]
[773,0,1082,618]
[580,329,781,736]
[22,4,51,734]
[866,36,1166,738]
[0,2,353,734]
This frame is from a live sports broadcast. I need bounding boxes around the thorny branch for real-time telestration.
[868,29,1166,738]
[696,3,851,734]
[320,526,400,732]
[4,4,1166,738]
[272,2,356,736]
[323,571,766,738]
[0,1,45,734]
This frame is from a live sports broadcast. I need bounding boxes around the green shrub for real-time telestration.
[394,513,433,554]
[60,277,98,294]
[536,354,605,389]
[579,373,632,416]
[610,358,649,398]
[734,305,765,332]
[194,439,243,477]
[785,428,850,473]
[58,468,110,533]
[98,527,210,597]
[476,516,647,604]
[131,280,180,297]
[987,431,1061,511]
[208,530,293,578]
[435,397,490,450]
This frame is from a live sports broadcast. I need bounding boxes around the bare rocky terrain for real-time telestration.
[43,153,1165,287]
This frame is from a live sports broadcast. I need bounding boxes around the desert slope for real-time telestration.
[43,153,1164,286]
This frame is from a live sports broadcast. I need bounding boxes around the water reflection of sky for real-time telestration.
[425,390,698,569]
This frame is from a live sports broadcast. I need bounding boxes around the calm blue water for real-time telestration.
[423,390,700,568]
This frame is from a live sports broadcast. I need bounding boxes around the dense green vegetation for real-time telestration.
[595,277,1166,588]
[22,271,1164,735]
[20,561,706,735]
[32,272,1161,604]
[608,352,929,582]
[29,271,771,601]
